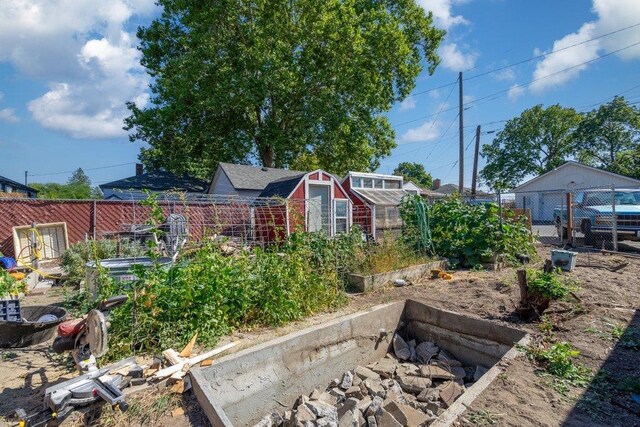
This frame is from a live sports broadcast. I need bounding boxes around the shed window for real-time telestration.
[335,200,348,233]
[352,177,361,188]
[374,179,383,189]
[384,180,401,189]
[363,178,373,188]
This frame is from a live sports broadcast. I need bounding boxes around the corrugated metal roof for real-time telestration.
[219,163,305,191]
[352,189,407,206]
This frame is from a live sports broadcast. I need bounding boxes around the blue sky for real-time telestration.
[1,0,639,189]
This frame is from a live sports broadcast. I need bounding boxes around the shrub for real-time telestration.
[61,239,145,285]
[526,268,578,300]
[526,342,591,387]
[401,196,535,267]
[99,234,352,359]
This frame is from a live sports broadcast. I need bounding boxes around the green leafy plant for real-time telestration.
[526,268,579,300]
[0,269,25,297]
[524,342,591,393]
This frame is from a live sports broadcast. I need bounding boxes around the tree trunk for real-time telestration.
[258,142,275,168]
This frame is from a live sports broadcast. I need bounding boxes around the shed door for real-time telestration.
[308,185,329,233]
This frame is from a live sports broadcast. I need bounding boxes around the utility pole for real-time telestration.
[471,125,481,197]
[458,72,464,195]
[24,171,28,186]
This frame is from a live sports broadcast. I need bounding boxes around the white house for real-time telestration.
[513,161,640,222]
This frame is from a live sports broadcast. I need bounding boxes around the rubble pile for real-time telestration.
[254,334,489,427]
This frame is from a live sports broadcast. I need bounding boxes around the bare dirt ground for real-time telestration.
[1,244,639,426]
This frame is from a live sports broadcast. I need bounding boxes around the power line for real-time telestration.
[30,162,136,178]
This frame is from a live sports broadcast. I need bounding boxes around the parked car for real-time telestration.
[553,189,640,242]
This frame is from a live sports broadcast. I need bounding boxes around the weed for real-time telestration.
[0,351,18,361]
[537,315,555,340]
[526,268,579,301]
[608,323,625,340]
[466,410,503,425]
[62,287,94,317]
[524,341,591,394]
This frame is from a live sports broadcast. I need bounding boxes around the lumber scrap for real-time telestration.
[152,342,237,381]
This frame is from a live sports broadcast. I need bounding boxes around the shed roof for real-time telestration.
[352,188,407,206]
[0,175,38,194]
[258,174,306,198]
[99,170,208,192]
[218,163,305,191]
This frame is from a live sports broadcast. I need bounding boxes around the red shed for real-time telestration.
[253,170,352,243]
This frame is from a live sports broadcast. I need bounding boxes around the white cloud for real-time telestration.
[507,84,524,101]
[0,108,19,123]
[493,67,515,82]
[399,97,417,111]
[530,0,640,93]
[439,43,478,71]
[400,121,441,143]
[418,0,469,30]
[0,0,156,138]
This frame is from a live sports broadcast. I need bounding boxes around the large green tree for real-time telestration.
[393,161,433,189]
[574,96,640,175]
[125,0,445,178]
[480,105,582,189]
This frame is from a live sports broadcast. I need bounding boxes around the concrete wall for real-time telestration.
[191,300,528,427]
[347,260,447,292]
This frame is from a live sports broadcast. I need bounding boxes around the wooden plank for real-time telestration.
[151,342,237,381]
[163,349,183,366]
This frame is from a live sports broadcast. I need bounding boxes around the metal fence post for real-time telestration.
[560,194,564,244]
[612,184,618,252]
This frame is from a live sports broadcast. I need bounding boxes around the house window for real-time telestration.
[335,200,348,233]
[352,177,361,188]
[384,180,401,189]
[363,178,373,188]
[374,179,383,189]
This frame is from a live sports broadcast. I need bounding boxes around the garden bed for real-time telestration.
[347,260,447,292]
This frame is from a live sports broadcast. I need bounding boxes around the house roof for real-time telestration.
[352,189,407,206]
[218,162,305,191]
[258,174,306,198]
[99,170,208,193]
[512,161,640,192]
[0,175,38,194]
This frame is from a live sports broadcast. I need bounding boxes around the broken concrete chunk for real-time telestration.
[367,415,378,427]
[377,409,403,427]
[253,414,274,427]
[306,401,339,421]
[383,401,428,427]
[338,410,360,427]
[352,375,362,387]
[419,365,455,380]
[357,396,373,413]
[338,398,359,420]
[416,388,440,403]
[340,371,354,389]
[449,366,466,380]
[364,380,386,399]
[365,396,384,418]
[381,378,395,389]
[330,387,346,402]
[318,392,339,406]
[370,358,397,379]
[437,381,463,408]
[310,389,322,401]
[396,373,432,394]
[345,386,364,400]
[316,417,338,427]
[398,363,419,377]
[474,365,489,381]
[295,395,310,408]
[393,334,412,361]
[415,341,439,364]
[295,404,317,423]
[383,381,407,405]
[355,366,381,381]
[437,350,462,367]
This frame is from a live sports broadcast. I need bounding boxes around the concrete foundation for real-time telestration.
[191,300,529,427]
[347,260,448,292]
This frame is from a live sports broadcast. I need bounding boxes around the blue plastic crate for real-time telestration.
[0,299,22,322]
[551,250,577,272]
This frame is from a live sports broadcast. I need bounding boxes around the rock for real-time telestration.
[450,367,467,380]
[377,409,403,427]
[357,396,373,413]
[394,279,407,287]
[341,371,354,389]
[345,386,365,400]
[419,365,455,380]
[317,417,338,427]
[330,388,346,402]
[365,396,384,418]
[338,398,360,419]
[253,414,274,427]
[383,381,407,405]
[306,401,339,422]
[425,401,441,414]
[415,342,439,363]
[318,392,339,406]
[416,388,440,403]
[310,389,323,401]
[355,366,381,381]
[437,350,462,367]
[295,395,310,408]
[331,378,342,387]
[474,365,489,382]
[396,373,432,394]
[381,379,395,389]
[295,404,317,423]
[398,363,419,377]
[383,401,428,427]
[437,381,463,408]
[352,375,362,386]
[364,380,386,398]
[393,334,412,361]
[367,415,377,427]
[283,411,294,427]
[370,358,397,379]
[338,410,360,427]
